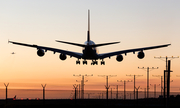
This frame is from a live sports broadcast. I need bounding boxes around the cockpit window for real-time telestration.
[83,41,97,51]
[84,41,95,45]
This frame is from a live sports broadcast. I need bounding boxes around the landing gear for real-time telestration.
[76,60,80,65]
[91,60,98,65]
[76,59,105,65]
[83,60,87,65]
[101,61,105,65]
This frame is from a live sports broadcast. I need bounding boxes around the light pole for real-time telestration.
[117,80,132,100]
[111,85,122,99]
[98,75,117,105]
[152,75,163,96]
[140,88,146,99]
[138,67,158,99]
[73,74,93,99]
[150,84,160,98]
[126,74,143,100]
[154,56,179,71]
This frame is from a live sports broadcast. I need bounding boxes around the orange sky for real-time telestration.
[0,0,180,95]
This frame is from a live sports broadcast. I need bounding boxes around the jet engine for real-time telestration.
[37,49,45,57]
[59,53,67,60]
[116,54,123,62]
[137,51,145,59]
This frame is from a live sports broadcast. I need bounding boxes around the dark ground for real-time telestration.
[0,98,180,108]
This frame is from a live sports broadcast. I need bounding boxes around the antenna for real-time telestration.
[135,86,140,100]
[41,84,46,101]
[4,83,9,101]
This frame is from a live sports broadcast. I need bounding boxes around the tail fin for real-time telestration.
[87,10,90,42]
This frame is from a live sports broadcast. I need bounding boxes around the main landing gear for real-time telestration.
[101,60,105,65]
[76,59,88,65]
[76,59,105,65]
[91,60,98,65]
[76,60,80,65]
[83,60,87,65]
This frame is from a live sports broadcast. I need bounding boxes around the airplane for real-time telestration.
[8,10,171,65]
[11,52,15,54]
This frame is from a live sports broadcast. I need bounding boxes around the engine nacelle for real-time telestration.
[37,49,45,57]
[59,53,67,60]
[116,54,123,62]
[137,51,145,59]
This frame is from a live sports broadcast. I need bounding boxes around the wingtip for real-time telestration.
[55,40,60,42]
[168,43,171,46]
[8,39,11,44]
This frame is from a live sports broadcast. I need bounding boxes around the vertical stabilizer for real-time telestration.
[87,10,90,42]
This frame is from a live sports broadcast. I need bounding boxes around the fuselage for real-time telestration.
[82,40,99,60]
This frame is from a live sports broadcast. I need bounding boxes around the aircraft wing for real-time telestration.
[99,44,171,59]
[9,41,83,59]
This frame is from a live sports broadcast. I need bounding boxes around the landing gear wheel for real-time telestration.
[101,61,105,65]
[91,62,94,65]
[91,60,98,65]
[76,60,80,65]
[83,61,87,65]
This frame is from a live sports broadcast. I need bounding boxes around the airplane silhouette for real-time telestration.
[11,52,15,54]
[9,10,171,65]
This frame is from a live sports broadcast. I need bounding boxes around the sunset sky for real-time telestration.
[0,0,180,94]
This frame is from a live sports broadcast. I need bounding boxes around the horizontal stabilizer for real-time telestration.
[91,41,120,47]
[55,40,85,47]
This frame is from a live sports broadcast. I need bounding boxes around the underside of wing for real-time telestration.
[9,41,83,59]
[99,44,171,59]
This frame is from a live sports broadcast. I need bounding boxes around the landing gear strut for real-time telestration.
[76,60,80,65]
